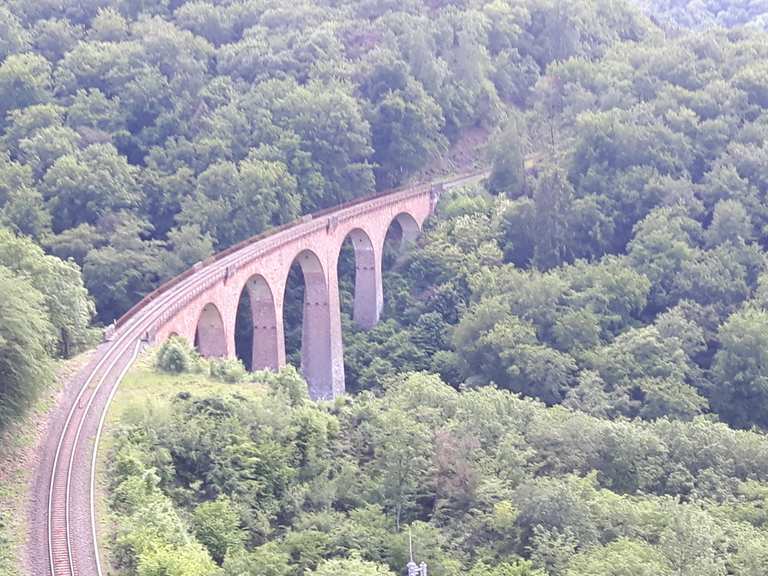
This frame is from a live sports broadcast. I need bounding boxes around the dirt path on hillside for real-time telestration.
[417,126,491,182]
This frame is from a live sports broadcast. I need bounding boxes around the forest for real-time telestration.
[2,0,768,574]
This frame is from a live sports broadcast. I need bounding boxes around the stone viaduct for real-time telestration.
[31,170,487,576]
[119,172,484,399]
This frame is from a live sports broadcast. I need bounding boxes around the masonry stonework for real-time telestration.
[153,184,437,400]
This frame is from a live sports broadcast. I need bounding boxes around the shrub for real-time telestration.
[208,357,247,383]
[260,365,309,405]
[155,336,198,374]
[192,496,246,564]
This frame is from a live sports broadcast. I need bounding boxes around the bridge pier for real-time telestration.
[295,250,338,400]
[327,256,346,399]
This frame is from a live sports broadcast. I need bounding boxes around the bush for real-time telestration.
[261,365,309,405]
[192,496,246,564]
[208,357,247,383]
[155,336,198,374]
[0,266,53,430]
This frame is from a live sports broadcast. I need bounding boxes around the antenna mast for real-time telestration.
[406,527,427,576]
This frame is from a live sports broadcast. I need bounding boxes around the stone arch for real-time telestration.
[237,274,280,371]
[194,303,227,358]
[341,228,381,329]
[287,249,333,399]
[387,212,421,251]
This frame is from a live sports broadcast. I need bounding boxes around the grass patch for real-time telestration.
[107,354,266,426]
[0,422,39,576]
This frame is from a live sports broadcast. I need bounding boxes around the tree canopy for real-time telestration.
[1,0,652,323]
[105,356,768,576]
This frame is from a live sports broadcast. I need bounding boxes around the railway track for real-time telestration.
[37,169,487,576]
[47,339,140,576]
[44,248,230,576]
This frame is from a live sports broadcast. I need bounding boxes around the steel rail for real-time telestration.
[48,252,230,576]
[90,339,142,576]
[48,344,110,576]
[48,236,234,576]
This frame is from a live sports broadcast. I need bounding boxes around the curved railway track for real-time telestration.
[33,169,487,576]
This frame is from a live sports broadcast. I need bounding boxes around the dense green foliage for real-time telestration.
[6,0,768,573]
[0,0,650,429]
[0,266,53,428]
[636,0,768,30]
[342,9,768,433]
[0,230,94,429]
[110,353,768,575]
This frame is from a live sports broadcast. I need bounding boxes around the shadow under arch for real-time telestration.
[235,274,280,371]
[194,303,227,358]
[285,249,333,399]
[339,227,380,329]
[382,211,422,273]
